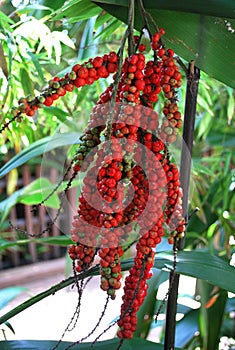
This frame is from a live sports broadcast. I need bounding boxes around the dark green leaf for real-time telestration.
[0,133,80,178]
[0,251,233,331]
[94,1,235,88]
[95,0,235,19]
[154,250,235,293]
[0,287,28,310]
[4,322,15,335]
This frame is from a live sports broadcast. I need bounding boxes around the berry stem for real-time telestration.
[137,0,152,40]
[127,0,135,56]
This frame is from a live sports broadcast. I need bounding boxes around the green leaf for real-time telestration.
[94,1,235,88]
[53,0,101,21]
[197,95,214,116]
[19,178,60,208]
[0,177,60,226]
[0,10,14,25]
[154,250,235,293]
[0,133,80,178]
[0,251,233,333]
[95,0,235,19]
[94,18,122,40]
[0,287,28,310]
[0,236,72,251]
[20,67,34,96]
[227,87,235,124]
[193,160,215,176]
[94,12,112,29]
[15,4,53,15]
[4,322,15,335]
[0,338,183,350]
[27,50,46,85]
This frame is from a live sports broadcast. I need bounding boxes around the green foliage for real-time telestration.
[57,0,235,88]
[0,236,73,252]
[154,251,235,294]
[0,1,234,348]
[0,338,183,350]
[197,280,228,350]
[0,133,80,178]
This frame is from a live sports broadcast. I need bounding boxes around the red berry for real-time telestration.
[92,56,103,68]
[152,32,160,43]
[74,78,86,87]
[135,79,145,91]
[77,67,89,79]
[129,54,138,65]
[107,51,118,63]
[97,66,108,78]
[72,64,81,72]
[44,96,53,106]
[51,93,59,100]
[57,87,66,96]
[26,109,35,117]
[138,44,146,52]
[65,84,74,92]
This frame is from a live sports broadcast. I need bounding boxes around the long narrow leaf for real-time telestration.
[0,133,80,178]
[0,251,234,326]
[155,250,235,293]
[0,236,73,251]
[94,1,235,88]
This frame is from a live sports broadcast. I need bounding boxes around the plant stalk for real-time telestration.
[0,260,134,326]
[164,61,200,350]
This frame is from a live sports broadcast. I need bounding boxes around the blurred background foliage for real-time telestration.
[0,0,235,349]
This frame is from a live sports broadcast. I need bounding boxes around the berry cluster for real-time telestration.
[67,28,186,338]
[5,22,187,341]
[10,52,118,121]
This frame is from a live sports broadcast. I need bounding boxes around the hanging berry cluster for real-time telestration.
[7,52,118,124]
[3,9,186,342]
[67,28,186,339]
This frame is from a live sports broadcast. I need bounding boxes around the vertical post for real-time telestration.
[164,61,200,349]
